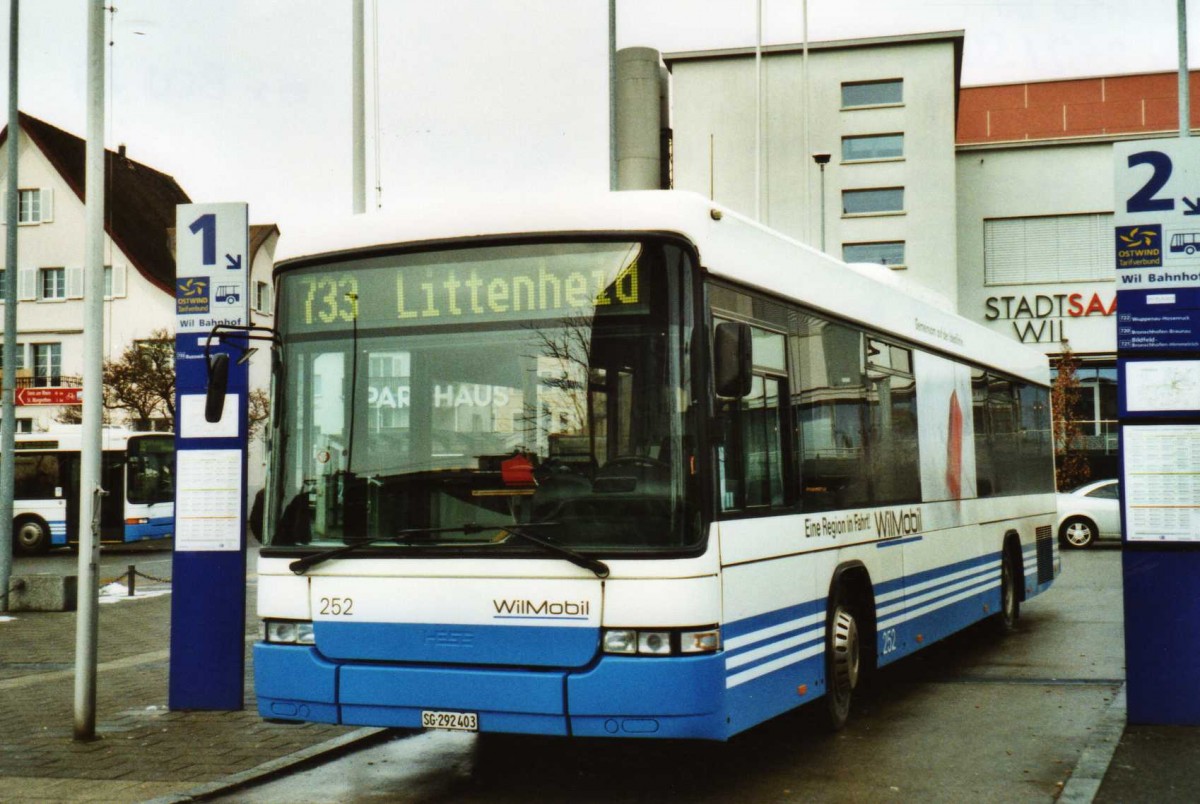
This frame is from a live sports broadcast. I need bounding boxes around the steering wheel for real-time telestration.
[604,455,668,471]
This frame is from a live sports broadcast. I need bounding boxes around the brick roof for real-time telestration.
[0,112,190,294]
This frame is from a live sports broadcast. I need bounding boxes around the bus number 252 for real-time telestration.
[319,597,354,616]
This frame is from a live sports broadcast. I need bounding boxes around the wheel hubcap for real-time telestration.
[1066,523,1092,546]
[831,607,860,695]
[17,523,43,548]
[1003,562,1015,618]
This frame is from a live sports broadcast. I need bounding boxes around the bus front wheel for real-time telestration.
[14,516,51,555]
[824,591,861,731]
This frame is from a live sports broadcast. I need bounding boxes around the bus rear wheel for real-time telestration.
[14,516,51,555]
[995,548,1021,633]
[824,594,861,731]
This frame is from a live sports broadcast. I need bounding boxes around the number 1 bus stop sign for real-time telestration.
[170,202,251,711]
[1113,139,1200,725]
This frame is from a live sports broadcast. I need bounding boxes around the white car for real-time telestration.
[1056,479,1122,548]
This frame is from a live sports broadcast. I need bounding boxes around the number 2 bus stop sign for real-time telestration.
[1114,139,1200,352]
[1113,139,1200,725]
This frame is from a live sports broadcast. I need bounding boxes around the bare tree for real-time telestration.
[248,388,271,439]
[1051,340,1090,492]
[56,328,175,431]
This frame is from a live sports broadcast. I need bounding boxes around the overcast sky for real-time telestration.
[0,1,1193,229]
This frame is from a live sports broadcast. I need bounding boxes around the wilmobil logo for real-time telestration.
[874,507,923,540]
[1116,225,1163,269]
[493,599,592,620]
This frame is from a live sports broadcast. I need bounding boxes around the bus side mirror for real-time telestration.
[714,322,753,398]
[205,352,230,423]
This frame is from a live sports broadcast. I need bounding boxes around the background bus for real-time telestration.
[251,192,1057,740]
[11,427,174,554]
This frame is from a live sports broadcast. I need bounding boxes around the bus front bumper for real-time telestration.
[254,643,729,740]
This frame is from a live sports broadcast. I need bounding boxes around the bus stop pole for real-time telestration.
[1180,0,1190,138]
[0,0,17,615]
[73,0,105,741]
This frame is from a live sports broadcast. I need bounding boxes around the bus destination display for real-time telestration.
[285,244,646,332]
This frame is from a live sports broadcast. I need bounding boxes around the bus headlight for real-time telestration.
[264,620,315,645]
[681,629,721,653]
[602,629,638,654]
[637,631,672,655]
[601,627,720,656]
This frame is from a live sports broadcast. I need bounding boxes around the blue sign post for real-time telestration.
[1114,140,1200,725]
[169,203,251,710]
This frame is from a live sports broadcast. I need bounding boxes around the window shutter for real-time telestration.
[66,266,84,299]
[984,214,1115,285]
[39,188,53,223]
[111,264,126,297]
[17,268,35,301]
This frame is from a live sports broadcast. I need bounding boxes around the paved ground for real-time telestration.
[0,576,383,804]
[0,546,1197,803]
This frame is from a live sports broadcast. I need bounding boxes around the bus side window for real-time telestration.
[715,321,788,512]
[791,315,870,513]
[14,454,59,499]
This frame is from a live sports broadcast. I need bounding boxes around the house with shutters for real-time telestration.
[0,112,277,463]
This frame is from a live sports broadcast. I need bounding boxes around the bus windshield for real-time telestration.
[268,240,700,554]
[126,434,175,505]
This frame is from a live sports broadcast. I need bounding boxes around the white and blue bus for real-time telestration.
[251,192,1058,739]
[11,428,174,554]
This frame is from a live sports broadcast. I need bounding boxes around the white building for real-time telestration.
[0,113,276,486]
[667,32,1189,479]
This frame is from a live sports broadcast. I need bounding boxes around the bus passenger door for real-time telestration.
[101,453,125,540]
[61,453,80,543]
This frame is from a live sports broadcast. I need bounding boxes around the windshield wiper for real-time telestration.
[289,523,488,574]
[497,524,610,579]
[288,521,610,579]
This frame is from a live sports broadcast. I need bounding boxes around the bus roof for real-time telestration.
[276,191,1048,385]
[13,428,170,451]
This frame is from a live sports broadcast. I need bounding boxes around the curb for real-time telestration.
[140,726,393,803]
[1058,683,1127,804]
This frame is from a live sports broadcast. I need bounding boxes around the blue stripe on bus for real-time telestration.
[876,536,923,548]
[568,653,728,739]
[125,517,174,541]
[312,620,599,667]
[255,641,730,738]
[720,598,828,736]
[48,520,68,546]
[254,643,340,724]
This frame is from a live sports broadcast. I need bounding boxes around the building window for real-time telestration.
[15,417,32,434]
[254,280,273,314]
[843,187,904,215]
[844,241,906,267]
[984,214,1115,285]
[39,267,65,300]
[33,342,61,387]
[841,79,903,109]
[842,133,904,162]
[0,342,26,373]
[18,189,41,223]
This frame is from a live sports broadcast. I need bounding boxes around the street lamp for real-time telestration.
[812,152,831,253]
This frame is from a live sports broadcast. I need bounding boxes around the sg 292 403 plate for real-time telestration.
[421,710,479,731]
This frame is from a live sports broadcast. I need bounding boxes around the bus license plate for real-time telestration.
[421,710,479,732]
